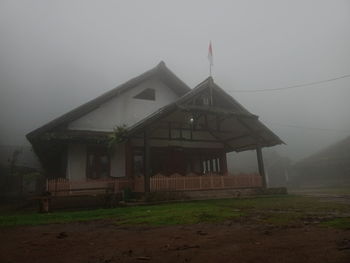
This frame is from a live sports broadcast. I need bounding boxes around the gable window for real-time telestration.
[194,94,211,106]
[133,88,156,101]
[202,96,210,106]
[86,146,110,179]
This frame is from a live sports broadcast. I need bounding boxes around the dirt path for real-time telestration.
[1,220,349,263]
[291,190,350,205]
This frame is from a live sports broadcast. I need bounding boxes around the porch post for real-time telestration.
[256,146,267,188]
[220,152,228,175]
[125,140,132,178]
[144,130,151,192]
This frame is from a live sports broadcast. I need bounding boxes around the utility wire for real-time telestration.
[227,73,350,93]
[265,121,350,133]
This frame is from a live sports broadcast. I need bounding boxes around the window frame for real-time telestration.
[86,146,111,180]
[133,88,156,101]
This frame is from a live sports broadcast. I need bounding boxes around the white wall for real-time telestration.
[67,144,86,181]
[66,143,126,180]
[68,78,179,131]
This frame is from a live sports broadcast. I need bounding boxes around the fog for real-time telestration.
[1,0,350,162]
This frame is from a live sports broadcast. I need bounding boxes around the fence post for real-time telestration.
[114,178,118,193]
[54,178,57,196]
[69,178,72,195]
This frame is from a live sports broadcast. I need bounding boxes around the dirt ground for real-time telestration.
[1,219,350,263]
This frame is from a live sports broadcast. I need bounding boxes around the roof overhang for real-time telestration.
[126,77,284,152]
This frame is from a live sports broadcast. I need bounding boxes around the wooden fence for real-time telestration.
[46,173,262,196]
[148,173,262,191]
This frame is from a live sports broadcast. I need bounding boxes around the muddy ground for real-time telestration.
[2,191,350,263]
[1,219,349,263]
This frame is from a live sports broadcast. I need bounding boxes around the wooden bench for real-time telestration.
[34,186,119,212]
[51,186,115,196]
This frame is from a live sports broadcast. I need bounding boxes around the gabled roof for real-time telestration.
[175,77,251,114]
[127,77,284,151]
[27,63,283,152]
[27,61,191,142]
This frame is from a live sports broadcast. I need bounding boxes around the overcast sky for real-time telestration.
[1,0,349,161]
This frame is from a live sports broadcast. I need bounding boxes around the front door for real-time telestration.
[166,147,186,175]
[86,147,110,179]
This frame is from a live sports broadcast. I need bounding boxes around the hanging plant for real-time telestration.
[108,124,128,150]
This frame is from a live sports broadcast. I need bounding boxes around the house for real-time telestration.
[292,136,350,188]
[27,61,283,195]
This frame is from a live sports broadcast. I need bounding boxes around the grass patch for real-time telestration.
[0,208,124,227]
[263,212,302,225]
[115,202,242,225]
[0,200,242,227]
[224,194,349,213]
[0,195,349,227]
[321,217,350,230]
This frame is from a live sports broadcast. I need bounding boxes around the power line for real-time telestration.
[265,121,350,133]
[227,73,350,93]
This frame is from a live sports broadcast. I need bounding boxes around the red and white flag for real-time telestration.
[208,41,213,66]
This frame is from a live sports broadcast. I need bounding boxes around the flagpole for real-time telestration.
[208,41,213,105]
[208,41,213,78]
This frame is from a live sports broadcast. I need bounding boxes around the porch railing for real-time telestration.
[148,173,262,191]
[46,173,262,196]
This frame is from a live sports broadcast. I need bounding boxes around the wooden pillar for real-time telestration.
[256,146,267,188]
[215,157,219,173]
[220,152,228,175]
[144,130,151,192]
[205,160,209,174]
[125,140,132,178]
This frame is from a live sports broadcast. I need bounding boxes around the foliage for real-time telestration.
[0,199,243,227]
[1,195,350,228]
[321,217,350,230]
[0,164,10,177]
[0,164,18,194]
[108,124,128,149]
[22,172,43,182]
[0,163,43,195]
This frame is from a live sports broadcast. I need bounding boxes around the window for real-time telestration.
[194,94,210,106]
[133,88,156,101]
[133,154,144,177]
[202,96,210,106]
[86,147,110,179]
[202,157,221,174]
